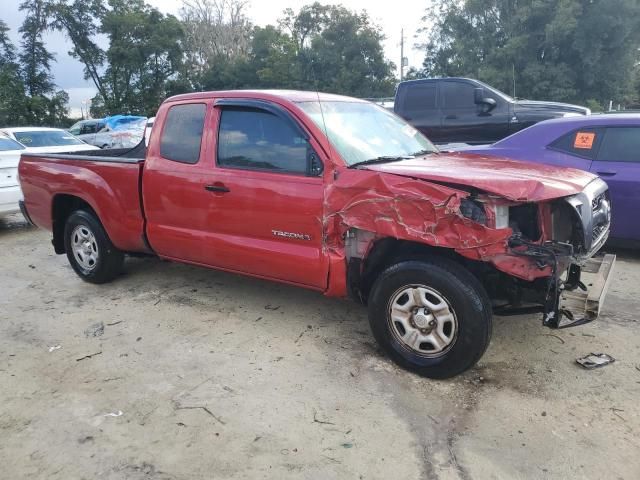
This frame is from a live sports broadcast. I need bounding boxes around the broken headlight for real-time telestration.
[460,198,487,225]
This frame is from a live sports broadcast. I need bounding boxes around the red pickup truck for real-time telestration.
[18,90,615,378]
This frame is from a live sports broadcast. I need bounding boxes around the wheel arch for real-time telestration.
[51,194,99,254]
[348,229,473,304]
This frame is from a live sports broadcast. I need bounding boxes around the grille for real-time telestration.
[592,193,605,210]
[592,223,607,242]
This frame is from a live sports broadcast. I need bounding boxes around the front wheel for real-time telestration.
[64,210,124,284]
[368,257,492,379]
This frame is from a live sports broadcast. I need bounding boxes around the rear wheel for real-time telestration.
[368,257,492,379]
[64,210,124,284]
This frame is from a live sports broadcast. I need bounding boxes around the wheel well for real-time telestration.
[51,195,96,254]
[354,237,463,304]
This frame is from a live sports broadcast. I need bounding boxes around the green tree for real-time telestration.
[0,20,28,126]
[14,0,70,125]
[419,0,640,106]
[50,0,184,116]
[19,0,54,97]
[197,3,396,97]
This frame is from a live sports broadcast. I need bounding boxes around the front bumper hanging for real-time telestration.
[544,254,616,329]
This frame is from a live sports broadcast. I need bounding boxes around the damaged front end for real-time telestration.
[332,171,615,330]
[482,178,615,328]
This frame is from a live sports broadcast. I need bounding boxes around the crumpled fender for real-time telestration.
[322,169,548,295]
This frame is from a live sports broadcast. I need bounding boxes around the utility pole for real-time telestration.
[400,28,405,81]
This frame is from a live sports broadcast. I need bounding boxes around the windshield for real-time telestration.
[13,130,85,147]
[297,101,437,166]
[0,136,25,151]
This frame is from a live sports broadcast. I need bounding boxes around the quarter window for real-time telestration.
[217,108,309,174]
[597,127,640,163]
[548,127,604,160]
[160,103,206,164]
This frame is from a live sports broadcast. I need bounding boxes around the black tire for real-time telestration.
[368,256,492,379]
[64,210,124,284]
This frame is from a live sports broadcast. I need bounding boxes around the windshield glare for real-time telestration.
[297,101,437,166]
[13,130,85,147]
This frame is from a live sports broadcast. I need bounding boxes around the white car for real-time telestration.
[0,127,100,154]
[0,128,98,218]
[0,134,27,217]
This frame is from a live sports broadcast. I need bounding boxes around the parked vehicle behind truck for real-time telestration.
[0,133,26,218]
[394,77,590,144]
[18,90,615,378]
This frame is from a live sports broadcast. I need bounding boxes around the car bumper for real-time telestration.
[19,200,35,225]
[0,186,22,217]
[549,254,616,328]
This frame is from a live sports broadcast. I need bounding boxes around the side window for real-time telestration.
[597,127,640,162]
[160,103,206,164]
[548,127,604,160]
[401,84,437,114]
[440,81,476,109]
[217,108,309,175]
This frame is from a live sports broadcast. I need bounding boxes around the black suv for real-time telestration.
[394,77,590,144]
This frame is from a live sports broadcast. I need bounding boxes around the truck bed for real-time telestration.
[18,148,149,254]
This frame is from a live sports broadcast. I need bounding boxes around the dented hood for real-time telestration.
[361,152,596,202]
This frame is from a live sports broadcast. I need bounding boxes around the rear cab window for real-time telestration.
[160,103,207,164]
[548,127,604,160]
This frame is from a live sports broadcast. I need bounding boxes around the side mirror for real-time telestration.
[474,88,497,113]
[480,97,497,112]
[308,150,323,176]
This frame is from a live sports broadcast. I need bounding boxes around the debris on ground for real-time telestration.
[103,410,123,417]
[84,322,105,338]
[76,351,103,362]
[576,353,615,369]
[48,345,61,352]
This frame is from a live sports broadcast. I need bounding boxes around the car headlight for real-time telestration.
[460,198,487,225]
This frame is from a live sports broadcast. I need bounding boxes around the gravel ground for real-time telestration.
[1,213,639,479]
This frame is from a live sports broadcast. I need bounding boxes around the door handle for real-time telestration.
[596,170,617,177]
[204,184,230,193]
[444,115,457,120]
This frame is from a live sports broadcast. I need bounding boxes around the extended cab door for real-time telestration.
[439,80,511,144]
[143,99,328,289]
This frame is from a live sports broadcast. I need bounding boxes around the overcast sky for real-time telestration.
[3,0,428,114]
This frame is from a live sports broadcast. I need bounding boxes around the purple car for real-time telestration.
[459,114,640,244]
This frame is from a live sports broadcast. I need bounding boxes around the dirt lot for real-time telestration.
[1,213,639,480]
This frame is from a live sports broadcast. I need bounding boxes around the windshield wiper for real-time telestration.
[348,155,414,168]
[409,149,438,157]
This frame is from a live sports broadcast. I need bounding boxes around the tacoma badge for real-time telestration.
[272,229,311,241]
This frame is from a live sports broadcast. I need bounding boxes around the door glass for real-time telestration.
[440,81,475,109]
[160,103,206,164]
[597,127,640,162]
[217,108,309,174]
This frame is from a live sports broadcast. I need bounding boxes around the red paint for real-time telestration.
[18,90,600,294]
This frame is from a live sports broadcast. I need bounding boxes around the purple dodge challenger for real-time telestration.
[459,114,640,244]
